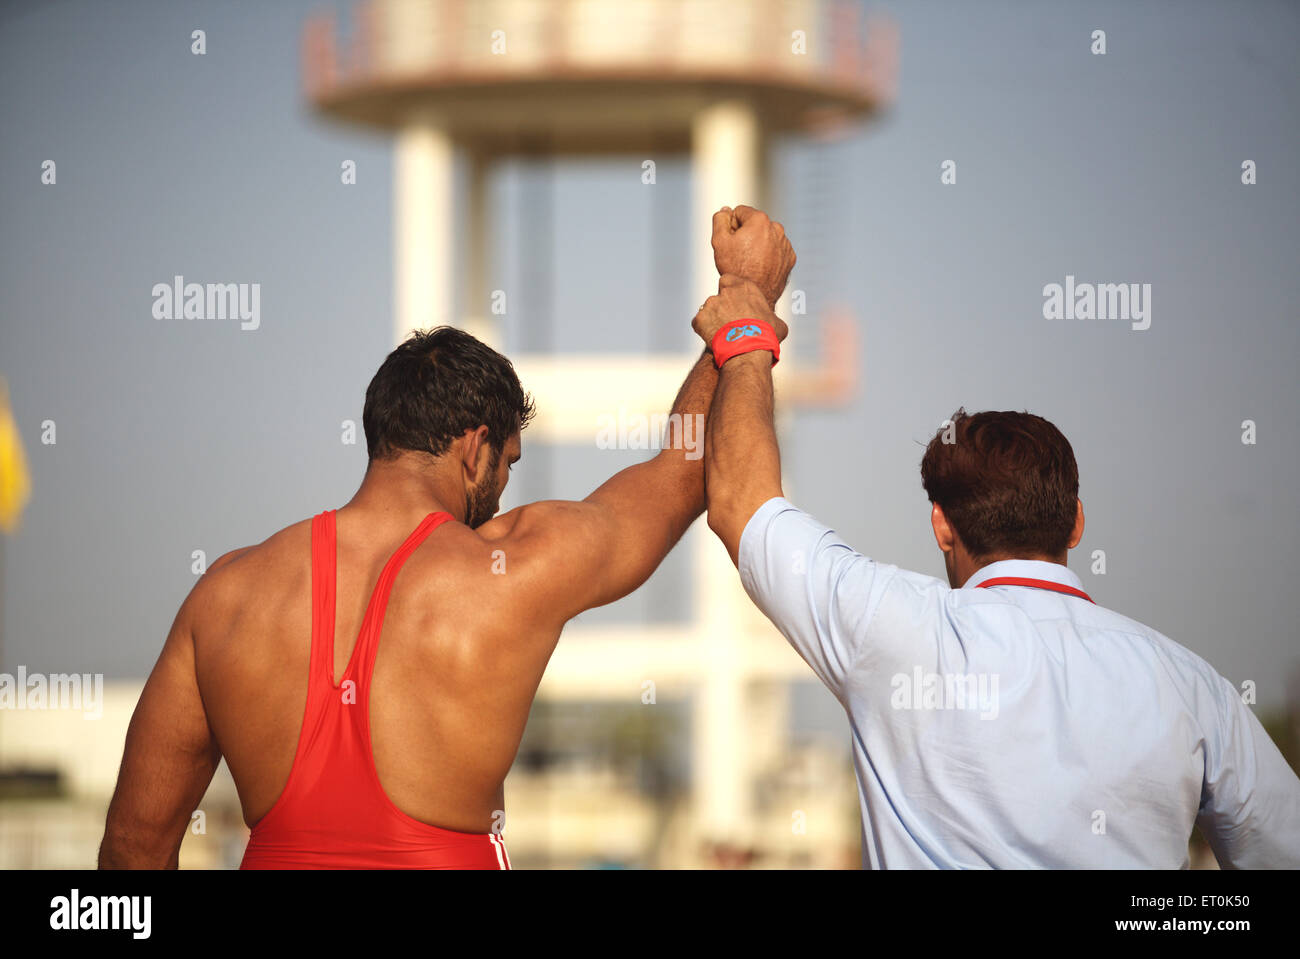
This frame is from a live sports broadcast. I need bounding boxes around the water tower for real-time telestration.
[302,0,896,863]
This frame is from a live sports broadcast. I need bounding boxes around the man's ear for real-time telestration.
[931,503,955,554]
[1067,498,1085,550]
[460,425,491,484]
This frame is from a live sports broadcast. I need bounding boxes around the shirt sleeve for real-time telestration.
[1195,672,1300,868]
[737,497,894,702]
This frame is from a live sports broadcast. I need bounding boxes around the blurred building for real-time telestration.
[0,681,242,868]
[299,0,894,868]
[0,681,861,869]
[0,0,895,870]
[3,0,895,870]
[0,0,1293,872]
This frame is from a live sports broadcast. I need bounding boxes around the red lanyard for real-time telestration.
[975,576,1095,604]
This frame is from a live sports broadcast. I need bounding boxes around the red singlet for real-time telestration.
[240,509,511,870]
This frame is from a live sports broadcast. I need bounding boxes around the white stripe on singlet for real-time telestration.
[489,832,508,870]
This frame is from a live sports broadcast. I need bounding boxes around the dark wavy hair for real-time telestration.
[363,327,535,463]
[920,408,1079,560]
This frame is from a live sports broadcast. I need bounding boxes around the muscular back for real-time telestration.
[193,505,562,835]
[99,354,717,868]
[98,210,791,867]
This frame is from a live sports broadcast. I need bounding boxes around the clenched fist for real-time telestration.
[693,274,788,348]
[711,205,797,309]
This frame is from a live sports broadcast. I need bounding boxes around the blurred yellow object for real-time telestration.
[0,377,31,534]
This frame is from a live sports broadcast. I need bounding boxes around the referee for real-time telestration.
[692,276,1300,869]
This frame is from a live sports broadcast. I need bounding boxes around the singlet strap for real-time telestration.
[352,511,455,694]
[309,510,339,689]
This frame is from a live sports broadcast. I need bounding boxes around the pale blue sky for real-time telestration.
[1,0,1297,714]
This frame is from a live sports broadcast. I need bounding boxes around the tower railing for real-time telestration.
[303,0,897,114]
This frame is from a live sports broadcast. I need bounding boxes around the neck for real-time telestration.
[343,455,466,525]
[953,551,1068,589]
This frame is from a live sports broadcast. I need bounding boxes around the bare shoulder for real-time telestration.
[457,499,619,624]
[430,504,574,583]
[470,499,614,581]
[476,499,609,550]
[187,517,314,623]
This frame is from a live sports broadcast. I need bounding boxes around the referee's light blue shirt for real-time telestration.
[738,497,1300,869]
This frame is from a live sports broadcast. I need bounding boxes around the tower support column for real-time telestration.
[394,112,456,346]
[689,99,767,847]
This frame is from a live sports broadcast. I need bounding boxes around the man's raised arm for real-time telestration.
[694,273,882,700]
[481,206,794,625]
[694,276,788,565]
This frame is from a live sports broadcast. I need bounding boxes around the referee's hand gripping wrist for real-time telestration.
[693,274,789,366]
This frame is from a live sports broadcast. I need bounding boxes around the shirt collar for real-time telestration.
[962,558,1084,592]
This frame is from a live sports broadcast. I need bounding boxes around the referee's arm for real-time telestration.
[702,346,784,565]
[1196,673,1300,868]
[701,291,886,699]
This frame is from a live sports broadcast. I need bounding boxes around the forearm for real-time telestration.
[98,822,181,869]
[705,351,783,564]
[98,774,193,869]
[98,843,178,870]
[566,349,718,607]
[586,349,716,530]
[656,348,719,524]
[503,345,727,621]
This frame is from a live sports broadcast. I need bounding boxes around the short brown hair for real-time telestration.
[920,408,1079,561]
[363,326,536,463]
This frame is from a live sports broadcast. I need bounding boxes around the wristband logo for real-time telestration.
[725,324,762,342]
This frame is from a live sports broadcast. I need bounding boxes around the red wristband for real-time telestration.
[710,319,781,368]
